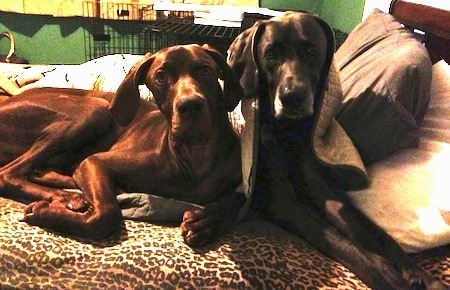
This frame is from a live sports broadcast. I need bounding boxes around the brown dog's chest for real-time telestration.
[112,124,241,205]
[123,154,240,205]
[165,143,240,204]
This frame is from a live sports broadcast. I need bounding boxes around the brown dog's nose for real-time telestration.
[176,96,204,117]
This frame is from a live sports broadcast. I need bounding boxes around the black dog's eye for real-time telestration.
[306,45,319,56]
[265,48,276,61]
[155,70,168,84]
[199,65,212,77]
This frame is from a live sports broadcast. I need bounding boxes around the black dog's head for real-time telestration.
[228,11,335,120]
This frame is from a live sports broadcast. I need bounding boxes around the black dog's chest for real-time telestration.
[253,118,315,210]
[260,118,313,163]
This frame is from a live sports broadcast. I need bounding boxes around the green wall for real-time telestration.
[260,0,323,14]
[0,1,365,64]
[0,12,86,64]
[261,0,365,33]
[321,0,365,33]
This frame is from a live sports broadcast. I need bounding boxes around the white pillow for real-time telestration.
[347,60,450,253]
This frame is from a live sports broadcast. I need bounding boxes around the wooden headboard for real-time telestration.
[389,0,450,64]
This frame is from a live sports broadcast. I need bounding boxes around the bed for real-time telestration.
[0,0,449,288]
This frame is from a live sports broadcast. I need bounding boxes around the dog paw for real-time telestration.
[408,276,426,290]
[22,200,57,225]
[21,199,88,228]
[53,190,90,212]
[180,206,219,247]
[405,271,446,290]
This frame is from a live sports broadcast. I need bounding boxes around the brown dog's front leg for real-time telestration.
[29,170,78,189]
[181,185,246,247]
[181,205,215,246]
[21,156,123,240]
[71,156,123,240]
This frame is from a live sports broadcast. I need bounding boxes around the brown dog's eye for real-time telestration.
[155,70,167,84]
[200,65,212,77]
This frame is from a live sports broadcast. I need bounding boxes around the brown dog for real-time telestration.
[228,12,445,289]
[0,44,245,247]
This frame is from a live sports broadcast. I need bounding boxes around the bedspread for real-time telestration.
[1,196,450,289]
[1,43,450,289]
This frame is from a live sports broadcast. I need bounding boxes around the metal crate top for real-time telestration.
[150,21,240,39]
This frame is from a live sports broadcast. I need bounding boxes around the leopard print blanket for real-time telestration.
[1,55,449,289]
[1,197,449,289]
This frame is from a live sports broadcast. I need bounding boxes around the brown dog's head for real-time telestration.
[228,11,335,120]
[109,45,243,137]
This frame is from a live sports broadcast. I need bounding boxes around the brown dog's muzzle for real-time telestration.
[176,95,205,119]
[171,79,212,144]
[172,77,209,120]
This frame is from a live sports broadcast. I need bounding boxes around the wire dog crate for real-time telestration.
[82,1,157,20]
[83,1,241,60]
[82,1,158,60]
[144,21,240,56]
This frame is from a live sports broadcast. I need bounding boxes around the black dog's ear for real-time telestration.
[227,20,266,97]
[312,15,336,87]
[202,44,244,111]
[109,53,154,126]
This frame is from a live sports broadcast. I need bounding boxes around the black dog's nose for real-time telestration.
[279,89,306,109]
[176,96,204,117]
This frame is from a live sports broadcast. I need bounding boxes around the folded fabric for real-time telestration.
[335,9,432,165]
[62,189,203,223]
[0,54,151,99]
[347,59,450,253]
[0,70,20,95]
[117,192,203,223]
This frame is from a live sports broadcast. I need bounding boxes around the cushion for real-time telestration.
[2,194,450,288]
[347,60,450,253]
[0,196,371,289]
[335,9,432,165]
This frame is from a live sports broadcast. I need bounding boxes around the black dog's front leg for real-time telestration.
[265,178,414,290]
[296,144,444,290]
[255,139,411,289]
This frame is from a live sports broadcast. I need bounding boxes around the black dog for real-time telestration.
[228,11,445,290]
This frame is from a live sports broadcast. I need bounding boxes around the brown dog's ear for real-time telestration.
[109,53,153,126]
[227,20,265,98]
[202,44,244,111]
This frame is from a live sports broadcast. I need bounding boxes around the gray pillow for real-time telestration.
[335,9,432,165]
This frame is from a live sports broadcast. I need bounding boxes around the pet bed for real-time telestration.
[0,0,449,288]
